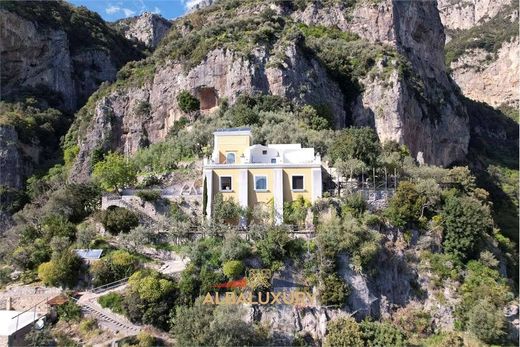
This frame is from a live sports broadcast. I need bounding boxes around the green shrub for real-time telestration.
[90,250,140,286]
[342,193,367,217]
[466,299,506,343]
[136,190,161,202]
[384,181,425,228]
[222,260,245,279]
[318,273,349,306]
[441,196,493,261]
[360,320,407,347]
[37,251,82,288]
[324,316,364,347]
[177,90,200,113]
[98,292,124,314]
[329,127,381,166]
[56,301,82,322]
[99,207,139,235]
[92,152,137,192]
[255,226,291,268]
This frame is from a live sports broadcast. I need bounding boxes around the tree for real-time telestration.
[92,152,137,192]
[120,225,154,252]
[384,181,425,228]
[177,90,200,113]
[99,206,139,235]
[90,250,139,286]
[255,226,291,268]
[441,196,493,261]
[212,194,244,224]
[123,270,176,330]
[38,251,82,288]
[220,232,251,262]
[329,127,381,166]
[222,260,244,279]
[324,317,365,347]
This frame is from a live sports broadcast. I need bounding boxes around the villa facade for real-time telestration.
[203,128,322,224]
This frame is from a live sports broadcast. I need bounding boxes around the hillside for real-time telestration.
[0,0,518,346]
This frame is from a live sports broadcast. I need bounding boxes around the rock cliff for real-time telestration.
[439,0,519,108]
[0,1,143,200]
[113,12,172,49]
[0,4,142,112]
[69,0,471,181]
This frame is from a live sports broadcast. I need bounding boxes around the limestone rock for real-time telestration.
[114,12,172,49]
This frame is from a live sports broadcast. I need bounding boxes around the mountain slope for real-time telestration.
[67,0,471,182]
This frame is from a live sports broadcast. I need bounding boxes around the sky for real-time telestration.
[67,0,207,21]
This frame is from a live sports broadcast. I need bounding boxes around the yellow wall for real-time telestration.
[212,169,240,202]
[247,168,275,206]
[282,168,313,202]
[215,135,250,163]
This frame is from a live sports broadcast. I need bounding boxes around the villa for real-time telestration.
[202,128,322,224]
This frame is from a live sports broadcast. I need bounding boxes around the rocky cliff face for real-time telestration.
[113,12,172,49]
[0,9,132,112]
[0,2,143,200]
[438,0,519,108]
[450,38,519,108]
[438,0,512,32]
[69,0,470,180]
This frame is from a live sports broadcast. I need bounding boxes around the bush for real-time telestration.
[90,250,139,286]
[98,292,124,314]
[342,193,367,217]
[255,226,291,268]
[466,299,506,343]
[283,196,311,227]
[318,273,349,306]
[136,190,161,202]
[213,194,244,224]
[79,318,99,337]
[384,181,425,228]
[177,90,200,113]
[324,316,365,347]
[99,207,139,235]
[57,301,81,322]
[222,260,244,279]
[360,320,407,347]
[441,196,493,261]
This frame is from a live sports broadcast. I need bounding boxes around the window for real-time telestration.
[254,176,267,191]
[226,152,236,164]
[292,175,304,191]
[262,150,268,155]
[220,176,232,191]
[271,158,276,164]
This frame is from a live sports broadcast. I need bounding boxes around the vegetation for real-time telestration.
[90,250,140,286]
[98,207,139,235]
[98,292,124,314]
[177,90,200,113]
[445,4,519,66]
[37,251,82,288]
[93,152,138,192]
[222,260,245,279]
[441,195,493,261]
[171,298,269,346]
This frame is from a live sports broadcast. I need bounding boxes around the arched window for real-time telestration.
[226,152,236,164]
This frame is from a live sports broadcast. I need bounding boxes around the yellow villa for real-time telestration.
[203,128,322,224]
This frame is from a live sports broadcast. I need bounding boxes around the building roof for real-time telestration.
[75,249,103,260]
[0,310,44,336]
[214,127,252,136]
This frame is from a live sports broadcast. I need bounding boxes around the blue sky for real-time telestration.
[67,0,203,21]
